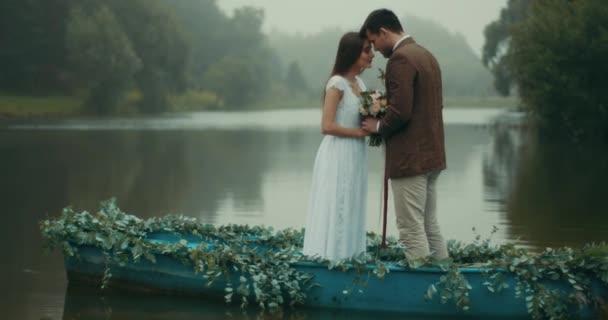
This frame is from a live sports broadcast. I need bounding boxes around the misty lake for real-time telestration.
[1,108,607,320]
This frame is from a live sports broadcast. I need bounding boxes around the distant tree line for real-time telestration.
[269,15,497,98]
[0,0,310,113]
[0,0,502,115]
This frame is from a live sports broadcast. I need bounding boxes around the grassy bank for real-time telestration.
[0,90,218,119]
[0,94,85,118]
[168,90,220,112]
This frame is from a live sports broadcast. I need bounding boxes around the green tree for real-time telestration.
[285,61,309,96]
[160,0,229,89]
[163,2,278,108]
[107,0,190,113]
[66,5,141,114]
[203,56,258,107]
[221,6,266,54]
[199,6,274,107]
[0,0,73,93]
[482,0,530,96]
[510,0,608,141]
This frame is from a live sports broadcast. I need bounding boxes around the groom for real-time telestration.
[360,9,449,261]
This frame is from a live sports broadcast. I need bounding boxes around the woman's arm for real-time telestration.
[321,88,368,138]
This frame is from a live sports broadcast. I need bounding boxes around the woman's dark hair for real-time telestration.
[359,9,403,38]
[330,32,365,77]
[322,32,364,104]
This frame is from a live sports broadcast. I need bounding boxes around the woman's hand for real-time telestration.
[357,128,370,138]
[361,117,380,133]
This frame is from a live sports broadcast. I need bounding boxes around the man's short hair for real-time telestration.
[359,9,404,38]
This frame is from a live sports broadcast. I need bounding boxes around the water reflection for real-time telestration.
[481,120,524,242]
[481,120,608,248]
[0,129,279,223]
[506,133,608,248]
[61,283,513,320]
[2,108,607,320]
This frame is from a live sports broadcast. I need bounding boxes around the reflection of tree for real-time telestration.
[445,124,493,174]
[44,130,201,218]
[482,122,522,209]
[185,130,272,217]
[508,136,608,247]
[0,131,74,264]
[0,130,72,319]
[484,124,608,247]
[270,128,321,171]
[53,130,274,221]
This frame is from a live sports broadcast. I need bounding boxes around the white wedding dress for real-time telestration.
[302,75,368,261]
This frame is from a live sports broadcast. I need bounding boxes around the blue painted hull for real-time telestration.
[63,242,606,319]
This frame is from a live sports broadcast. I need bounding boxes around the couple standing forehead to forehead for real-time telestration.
[302,8,449,262]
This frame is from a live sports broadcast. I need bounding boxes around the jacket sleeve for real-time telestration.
[379,54,417,138]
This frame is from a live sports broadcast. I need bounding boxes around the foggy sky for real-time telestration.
[217,0,508,56]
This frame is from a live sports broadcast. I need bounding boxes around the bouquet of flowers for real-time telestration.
[359,90,387,146]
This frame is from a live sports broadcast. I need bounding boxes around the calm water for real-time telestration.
[1,108,606,320]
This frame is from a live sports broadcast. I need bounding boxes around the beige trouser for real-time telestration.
[391,170,449,260]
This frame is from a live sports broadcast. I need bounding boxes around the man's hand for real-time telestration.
[362,118,380,133]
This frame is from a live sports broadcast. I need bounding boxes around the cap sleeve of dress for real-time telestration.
[325,75,347,93]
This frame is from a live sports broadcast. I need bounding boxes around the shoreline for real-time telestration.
[0,94,520,122]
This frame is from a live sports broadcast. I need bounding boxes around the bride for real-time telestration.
[303,32,375,261]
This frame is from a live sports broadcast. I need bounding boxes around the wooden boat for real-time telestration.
[61,230,607,319]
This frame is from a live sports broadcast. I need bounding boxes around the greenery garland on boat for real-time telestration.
[40,199,608,319]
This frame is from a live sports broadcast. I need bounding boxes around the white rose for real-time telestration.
[371,102,381,115]
[360,105,369,116]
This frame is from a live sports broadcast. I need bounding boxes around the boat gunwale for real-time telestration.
[69,240,509,275]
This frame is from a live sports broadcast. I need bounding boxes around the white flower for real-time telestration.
[371,102,381,115]
[360,105,369,116]
[379,97,387,107]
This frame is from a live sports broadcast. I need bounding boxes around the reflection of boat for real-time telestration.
[62,231,606,319]
[61,282,455,320]
[62,283,236,320]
